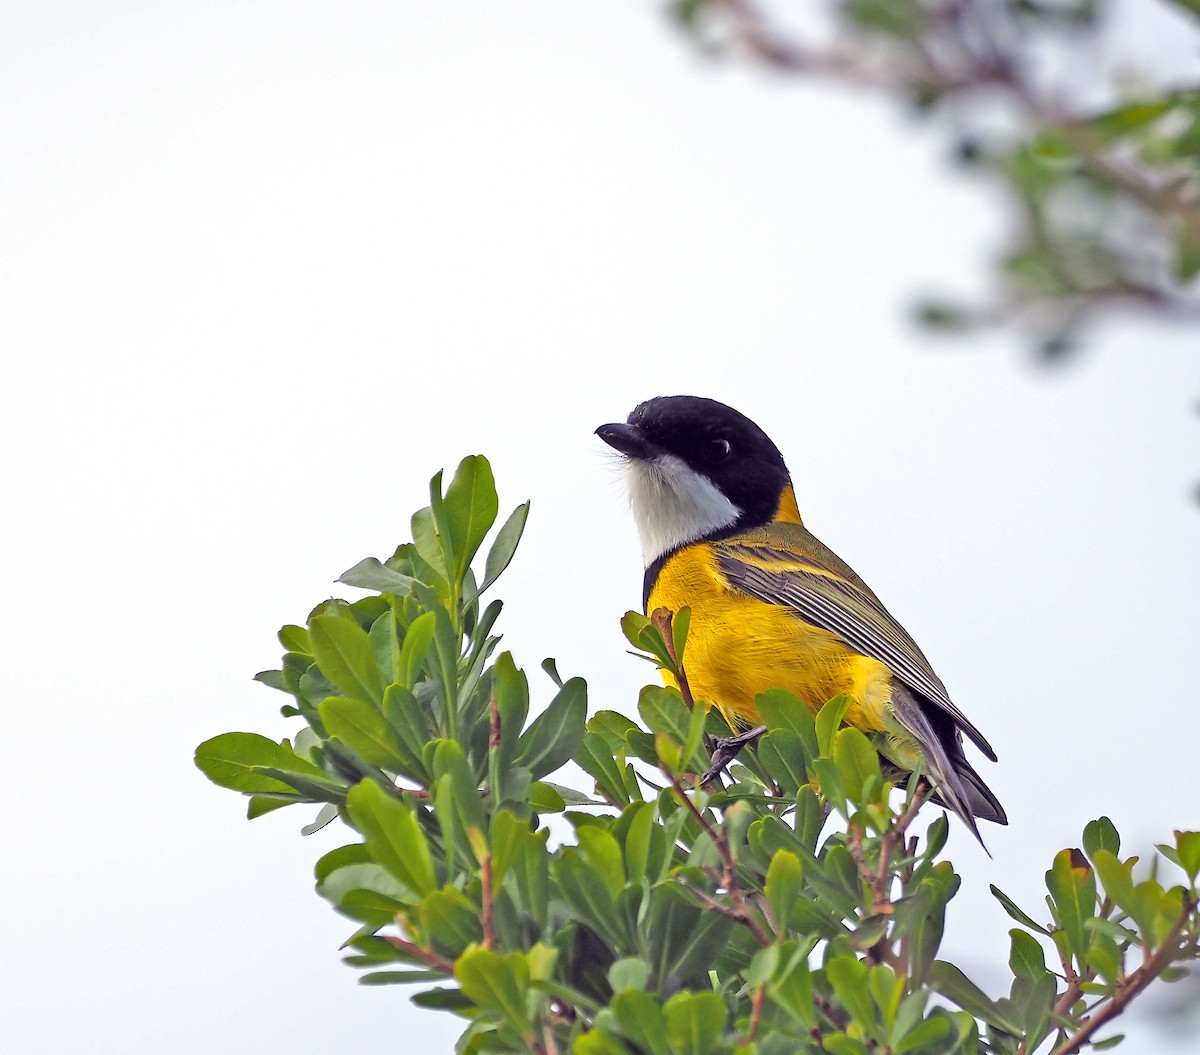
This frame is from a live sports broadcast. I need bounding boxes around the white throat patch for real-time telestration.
[625,454,741,566]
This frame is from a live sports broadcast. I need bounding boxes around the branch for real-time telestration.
[665,768,773,946]
[384,935,455,974]
[1048,895,1198,1055]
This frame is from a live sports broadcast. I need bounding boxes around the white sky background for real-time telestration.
[3,2,1198,1052]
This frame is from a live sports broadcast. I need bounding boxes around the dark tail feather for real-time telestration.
[889,686,1004,851]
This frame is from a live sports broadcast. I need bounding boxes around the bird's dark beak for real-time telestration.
[595,422,655,460]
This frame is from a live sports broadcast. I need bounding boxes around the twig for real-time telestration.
[481,851,495,950]
[1047,895,1197,1055]
[384,936,455,974]
[489,691,501,751]
[812,990,850,1032]
[665,767,773,946]
[651,607,696,711]
[743,981,768,1045]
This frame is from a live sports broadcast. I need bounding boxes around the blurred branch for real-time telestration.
[669,0,1200,357]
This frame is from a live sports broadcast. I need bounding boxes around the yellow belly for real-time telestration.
[647,544,893,733]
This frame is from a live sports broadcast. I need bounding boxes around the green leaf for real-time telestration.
[491,652,530,777]
[1008,929,1049,981]
[755,689,819,757]
[396,611,436,689]
[338,557,419,594]
[478,501,530,597]
[512,829,550,927]
[815,696,851,757]
[528,781,566,813]
[990,885,1049,935]
[609,957,651,993]
[868,964,903,1034]
[381,683,432,783]
[1176,830,1200,883]
[278,624,311,653]
[423,889,484,960]
[764,850,804,937]
[811,757,847,816]
[833,727,883,805]
[758,731,809,795]
[662,991,726,1055]
[574,1029,631,1055]
[358,969,445,985]
[513,677,587,780]
[553,848,618,942]
[588,710,642,754]
[1083,817,1121,861]
[928,961,1021,1034]
[319,695,404,770]
[1046,848,1097,962]
[823,1033,869,1055]
[619,802,669,885]
[411,504,449,582]
[638,685,706,772]
[649,886,734,986]
[611,990,672,1055]
[891,1015,950,1054]
[246,793,304,818]
[456,947,532,1042]
[1010,973,1056,1050]
[1087,99,1174,141]
[827,955,878,1038]
[576,731,634,806]
[309,613,385,705]
[195,732,326,794]
[345,779,438,896]
[580,825,628,897]
[1085,929,1121,984]
[442,455,500,586]
[433,739,488,845]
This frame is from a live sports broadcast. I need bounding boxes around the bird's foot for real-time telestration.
[700,725,767,786]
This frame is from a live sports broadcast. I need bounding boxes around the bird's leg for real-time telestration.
[700,724,767,786]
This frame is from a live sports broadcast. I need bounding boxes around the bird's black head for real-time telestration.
[596,395,792,564]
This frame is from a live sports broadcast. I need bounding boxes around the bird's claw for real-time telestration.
[699,724,767,786]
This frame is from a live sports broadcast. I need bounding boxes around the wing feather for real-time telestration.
[716,542,997,762]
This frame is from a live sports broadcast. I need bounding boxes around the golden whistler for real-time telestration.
[597,395,1005,846]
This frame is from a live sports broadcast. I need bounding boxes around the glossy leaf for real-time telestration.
[455,947,532,1042]
[576,731,634,806]
[513,677,587,780]
[345,779,438,896]
[764,850,804,937]
[319,695,404,770]
[815,695,852,757]
[195,732,326,794]
[1046,848,1097,961]
[477,501,530,598]
[1008,929,1049,981]
[1083,816,1121,861]
[611,990,672,1055]
[990,885,1049,935]
[442,455,499,585]
[381,683,432,783]
[309,613,384,705]
[337,557,418,594]
[662,991,726,1055]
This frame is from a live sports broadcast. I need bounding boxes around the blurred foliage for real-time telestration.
[666,0,1200,358]
[197,458,1200,1053]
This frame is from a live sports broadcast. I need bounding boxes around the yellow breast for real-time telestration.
[647,543,893,733]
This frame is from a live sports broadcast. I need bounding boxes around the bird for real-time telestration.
[596,394,1005,844]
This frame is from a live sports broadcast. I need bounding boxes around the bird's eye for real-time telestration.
[704,437,732,464]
